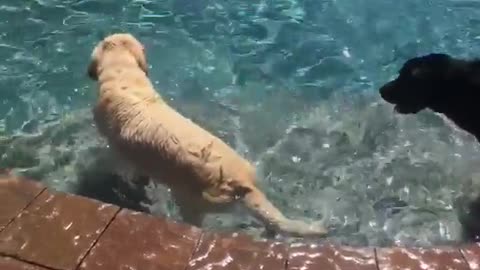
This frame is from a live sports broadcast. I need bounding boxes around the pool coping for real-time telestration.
[0,169,479,270]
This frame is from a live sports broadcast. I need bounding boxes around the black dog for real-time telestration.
[379,53,480,141]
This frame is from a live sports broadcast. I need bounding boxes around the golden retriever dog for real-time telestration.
[87,33,327,236]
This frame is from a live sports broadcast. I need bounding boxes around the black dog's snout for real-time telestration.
[379,82,395,103]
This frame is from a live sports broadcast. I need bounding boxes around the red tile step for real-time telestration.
[188,232,287,270]
[0,256,50,270]
[287,242,377,270]
[461,243,480,270]
[0,175,478,270]
[80,209,201,270]
[0,188,119,270]
[0,174,45,231]
[376,246,470,270]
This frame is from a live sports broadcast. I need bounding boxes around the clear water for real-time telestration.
[2,0,480,247]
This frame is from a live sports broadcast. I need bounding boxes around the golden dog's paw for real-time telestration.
[278,219,329,237]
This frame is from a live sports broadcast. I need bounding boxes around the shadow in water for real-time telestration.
[74,169,151,213]
[459,197,480,242]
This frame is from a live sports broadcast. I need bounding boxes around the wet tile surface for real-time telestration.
[3,176,480,270]
[0,169,11,176]
[377,247,470,270]
[287,243,376,270]
[0,257,49,270]
[0,190,119,270]
[0,175,45,231]
[461,243,480,270]
[188,232,288,270]
[80,209,201,270]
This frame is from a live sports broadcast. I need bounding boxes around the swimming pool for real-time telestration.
[1,0,480,247]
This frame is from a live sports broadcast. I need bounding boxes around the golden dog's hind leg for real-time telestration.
[242,186,328,237]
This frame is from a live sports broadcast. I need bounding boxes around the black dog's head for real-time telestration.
[379,53,453,114]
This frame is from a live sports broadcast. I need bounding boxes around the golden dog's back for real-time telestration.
[94,86,256,193]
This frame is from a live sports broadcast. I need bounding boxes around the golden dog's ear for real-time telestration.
[116,36,148,75]
[128,42,148,75]
[138,55,148,76]
[87,44,102,81]
[87,59,98,80]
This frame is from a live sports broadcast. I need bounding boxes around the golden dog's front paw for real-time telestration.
[279,219,329,237]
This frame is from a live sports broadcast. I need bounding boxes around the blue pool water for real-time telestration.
[2,0,480,247]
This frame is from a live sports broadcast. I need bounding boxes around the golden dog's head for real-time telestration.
[87,33,148,80]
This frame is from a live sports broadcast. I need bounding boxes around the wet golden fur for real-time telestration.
[87,33,327,236]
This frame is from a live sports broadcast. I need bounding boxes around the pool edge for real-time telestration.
[0,173,479,270]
